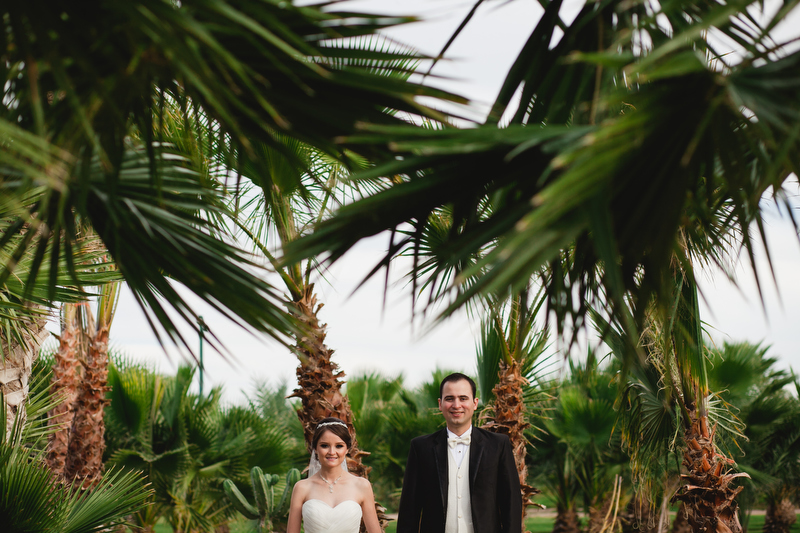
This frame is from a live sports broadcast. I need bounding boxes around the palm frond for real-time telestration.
[287,0,800,349]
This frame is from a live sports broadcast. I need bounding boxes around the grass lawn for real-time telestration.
[380,512,800,533]
[150,512,800,532]
[383,516,552,533]
[746,513,800,533]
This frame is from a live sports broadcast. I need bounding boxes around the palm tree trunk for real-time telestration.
[621,494,658,533]
[589,498,614,533]
[481,359,541,531]
[48,303,82,479]
[671,503,692,533]
[763,498,797,533]
[288,284,389,531]
[589,480,623,533]
[672,408,748,533]
[0,315,50,434]
[552,503,582,533]
[64,322,111,488]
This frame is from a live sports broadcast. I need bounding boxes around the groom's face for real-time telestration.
[439,379,479,434]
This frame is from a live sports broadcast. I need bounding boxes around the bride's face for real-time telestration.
[316,430,348,469]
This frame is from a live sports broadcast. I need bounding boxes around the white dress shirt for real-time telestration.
[446,426,472,468]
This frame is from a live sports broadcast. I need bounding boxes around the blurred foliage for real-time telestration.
[33,339,798,524]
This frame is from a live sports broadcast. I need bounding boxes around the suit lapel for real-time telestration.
[468,427,484,486]
[433,429,448,511]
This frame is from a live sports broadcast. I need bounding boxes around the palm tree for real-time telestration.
[529,426,582,533]
[1,353,150,532]
[47,303,82,479]
[598,261,751,533]
[104,359,298,532]
[534,353,625,533]
[287,0,800,378]
[705,342,800,533]
[346,372,408,506]
[46,280,122,488]
[346,372,406,457]
[63,283,118,487]
[285,0,800,524]
[476,291,550,528]
[246,378,306,457]
[230,133,394,526]
[0,225,115,439]
[193,39,429,529]
[2,0,461,360]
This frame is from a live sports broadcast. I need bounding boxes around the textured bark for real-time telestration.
[621,495,658,533]
[47,304,82,478]
[672,409,748,533]
[552,504,582,533]
[763,499,797,533]
[671,503,692,533]
[0,315,50,434]
[481,359,541,532]
[64,324,110,489]
[588,497,618,533]
[287,284,388,531]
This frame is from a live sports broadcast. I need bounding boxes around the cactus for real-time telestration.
[224,467,301,533]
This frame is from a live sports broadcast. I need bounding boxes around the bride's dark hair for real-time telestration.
[312,417,352,450]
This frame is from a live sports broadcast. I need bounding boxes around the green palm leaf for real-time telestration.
[2,0,466,349]
[287,0,800,347]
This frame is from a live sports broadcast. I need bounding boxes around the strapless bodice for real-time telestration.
[302,499,362,533]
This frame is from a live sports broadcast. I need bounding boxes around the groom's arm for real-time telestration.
[396,440,423,533]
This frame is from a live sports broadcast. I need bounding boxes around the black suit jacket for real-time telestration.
[396,427,522,533]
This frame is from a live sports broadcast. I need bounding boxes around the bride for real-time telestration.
[287,417,382,533]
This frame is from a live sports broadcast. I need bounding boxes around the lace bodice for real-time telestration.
[302,499,362,533]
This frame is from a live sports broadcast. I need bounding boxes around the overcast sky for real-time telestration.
[46,0,800,404]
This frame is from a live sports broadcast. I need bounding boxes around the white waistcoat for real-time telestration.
[445,444,474,533]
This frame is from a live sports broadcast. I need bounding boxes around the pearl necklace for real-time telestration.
[319,473,342,493]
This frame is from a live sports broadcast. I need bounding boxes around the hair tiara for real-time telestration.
[317,421,348,429]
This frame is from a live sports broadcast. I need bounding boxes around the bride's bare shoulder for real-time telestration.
[349,475,374,493]
[292,477,312,499]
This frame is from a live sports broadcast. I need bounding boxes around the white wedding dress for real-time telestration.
[302,499,362,533]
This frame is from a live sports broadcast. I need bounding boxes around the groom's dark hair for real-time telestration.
[439,372,477,399]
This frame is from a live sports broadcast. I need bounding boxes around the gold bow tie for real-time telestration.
[448,435,471,448]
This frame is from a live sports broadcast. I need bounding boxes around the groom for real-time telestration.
[397,372,522,533]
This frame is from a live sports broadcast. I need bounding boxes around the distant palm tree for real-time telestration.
[104,360,296,532]
[476,291,550,528]
[379,370,453,506]
[0,229,113,440]
[346,372,410,506]
[47,303,81,479]
[531,353,624,533]
[47,281,121,488]
[600,262,750,533]
[1,354,150,532]
[705,342,800,533]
